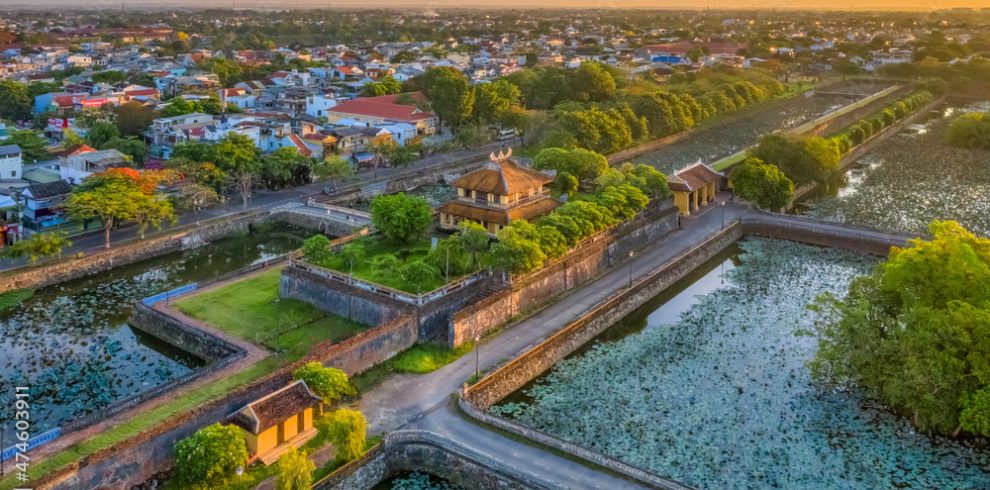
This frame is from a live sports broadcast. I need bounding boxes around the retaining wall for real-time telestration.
[34,304,418,490]
[0,209,342,294]
[448,201,679,347]
[129,304,243,362]
[314,431,560,490]
[741,211,910,256]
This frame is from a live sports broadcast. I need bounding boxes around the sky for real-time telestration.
[4,0,990,10]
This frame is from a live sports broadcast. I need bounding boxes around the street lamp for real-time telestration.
[628,250,634,288]
[721,201,726,229]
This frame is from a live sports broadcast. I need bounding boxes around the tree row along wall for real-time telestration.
[605,78,851,165]
[447,201,680,348]
[462,222,743,410]
[35,305,418,490]
[799,83,914,137]
[315,431,559,490]
[790,95,946,204]
[0,209,350,294]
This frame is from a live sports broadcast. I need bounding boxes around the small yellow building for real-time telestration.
[227,380,322,465]
[437,148,559,234]
[668,162,724,216]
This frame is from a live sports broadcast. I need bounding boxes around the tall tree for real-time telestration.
[730,157,794,210]
[0,80,31,121]
[275,447,314,490]
[369,193,431,243]
[213,133,260,207]
[115,102,157,137]
[417,67,474,129]
[811,221,990,438]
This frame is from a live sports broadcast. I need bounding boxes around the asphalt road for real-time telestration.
[357,201,750,489]
[0,141,505,271]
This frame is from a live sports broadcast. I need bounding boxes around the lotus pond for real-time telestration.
[492,238,990,489]
[635,93,869,174]
[0,224,308,432]
[800,101,990,237]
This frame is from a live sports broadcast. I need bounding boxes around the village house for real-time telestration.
[326,93,439,137]
[0,145,23,180]
[437,149,559,234]
[227,380,322,465]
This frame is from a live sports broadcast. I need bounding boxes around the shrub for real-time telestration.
[319,409,367,461]
[399,260,440,292]
[556,171,579,195]
[372,253,402,276]
[302,234,332,264]
[173,423,248,489]
[275,446,314,490]
[947,112,990,150]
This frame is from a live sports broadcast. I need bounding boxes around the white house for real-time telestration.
[306,93,339,118]
[0,145,23,180]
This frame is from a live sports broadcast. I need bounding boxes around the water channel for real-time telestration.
[634,91,876,174]
[494,238,990,489]
[0,224,308,432]
[796,99,990,237]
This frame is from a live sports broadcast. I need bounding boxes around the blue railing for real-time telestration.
[141,283,199,306]
[1,427,60,462]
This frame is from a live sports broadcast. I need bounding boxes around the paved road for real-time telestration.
[357,200,749,489]
[0,141,504,271]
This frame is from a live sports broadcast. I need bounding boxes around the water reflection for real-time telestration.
[0,225,308,431]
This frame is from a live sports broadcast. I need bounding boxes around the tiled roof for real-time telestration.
[668,162,723,193]
[0,144,21,157]
[450,157,552,195]
[227,380,321,435]
[24,179,73,199]
[438,201,510,225]
[329,95,434,123]
[507,197,561,221]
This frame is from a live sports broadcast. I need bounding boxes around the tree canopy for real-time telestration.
[292,362,355,405]
[811,221,990,438]
[750,134,841,186]
[730,157,794,210]
[947,112,990,150]
[173,423,248,489]
[416,67,474,129]
[369,193,432,243]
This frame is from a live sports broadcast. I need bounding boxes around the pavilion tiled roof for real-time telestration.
[228,380,321,435]
[668,162,723,193]
[450,157,553,196]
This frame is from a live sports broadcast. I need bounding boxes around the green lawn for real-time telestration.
[174,269,365,357]
[0,270,367,490]
[353,342,475,392]
[313,237,453,294]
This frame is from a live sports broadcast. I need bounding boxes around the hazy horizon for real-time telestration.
[1,0,988,11]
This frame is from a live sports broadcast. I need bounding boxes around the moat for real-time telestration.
[0,224,308,432]
[493,238,990,489]
[798,99,990,237]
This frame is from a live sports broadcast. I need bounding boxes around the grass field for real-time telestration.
[0,270,367,490]
[353,342,475,392]
[174,268,365,357]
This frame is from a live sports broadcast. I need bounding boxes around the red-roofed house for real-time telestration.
[326,93,438,136]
